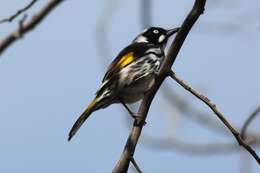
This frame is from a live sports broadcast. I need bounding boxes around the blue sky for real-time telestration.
[0,0,259,172]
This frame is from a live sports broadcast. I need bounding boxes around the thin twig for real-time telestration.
[17,14,28,38]
[162,85,228,134]
[0,0,37,24]
[161,85,260,142]
[0,0,64,56]
[168,70,260,164]
[241,106,260,140]
[112,0,206,172]
[239,106,260,173]
[130,157,143,173]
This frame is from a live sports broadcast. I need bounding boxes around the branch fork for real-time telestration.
[113,0,259,172]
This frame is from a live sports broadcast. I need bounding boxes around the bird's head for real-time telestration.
[133,27,179,46]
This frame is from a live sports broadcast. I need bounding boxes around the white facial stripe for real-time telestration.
[158,35,166,43]
[133,35,148,43]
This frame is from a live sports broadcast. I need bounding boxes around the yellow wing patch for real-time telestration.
[116,52,134,68]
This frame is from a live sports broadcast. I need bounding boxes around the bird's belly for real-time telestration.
[119,74,155,103]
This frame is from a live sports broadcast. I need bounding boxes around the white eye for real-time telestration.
[153,30,159,34]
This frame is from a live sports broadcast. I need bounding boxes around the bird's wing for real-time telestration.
[96,43,157,97]
[101,42,151,82]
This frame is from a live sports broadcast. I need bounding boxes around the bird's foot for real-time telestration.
[132,114,147,126]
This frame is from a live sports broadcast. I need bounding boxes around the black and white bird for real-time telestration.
[68,27,179,141]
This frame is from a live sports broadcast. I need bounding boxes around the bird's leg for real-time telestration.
[120,101,138,119]
[120,100,147,126]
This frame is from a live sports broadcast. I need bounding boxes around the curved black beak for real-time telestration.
[166,27,180,37]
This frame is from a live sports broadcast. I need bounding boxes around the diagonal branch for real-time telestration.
[168,70,260,164]
[162,85,260,141]
[0,0,64,56]
[0,0,37,24]
[112,0,206,172]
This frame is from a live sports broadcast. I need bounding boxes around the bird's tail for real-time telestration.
[68,98,99,141]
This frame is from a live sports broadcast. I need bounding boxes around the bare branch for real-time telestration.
[168,70,260,164]
[162,85,228,134]
[112,0,206,172]
[161,85,260,141]
[0,0,37,24]
[0,0,64,56]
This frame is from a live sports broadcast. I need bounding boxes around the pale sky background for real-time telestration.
[0,0,259,173]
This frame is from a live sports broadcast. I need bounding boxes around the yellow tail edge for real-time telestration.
[68,98,99,141]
